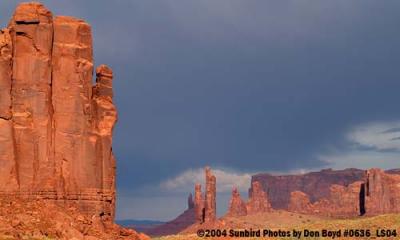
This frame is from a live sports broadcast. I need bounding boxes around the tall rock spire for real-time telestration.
[204,166,217,222]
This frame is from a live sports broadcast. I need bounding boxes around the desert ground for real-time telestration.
[153,211,400,240]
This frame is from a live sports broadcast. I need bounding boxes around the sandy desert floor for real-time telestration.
[153,212,400,240]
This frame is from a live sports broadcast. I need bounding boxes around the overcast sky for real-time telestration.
[2,1,400,221]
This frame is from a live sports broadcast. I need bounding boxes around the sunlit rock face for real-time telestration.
[0,2,117,222]
[364,168,400,215]
[227,187,247,217]
[287,168,400,217]
[246,181,272,214]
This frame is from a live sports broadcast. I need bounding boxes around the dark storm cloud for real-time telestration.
[2,0,400,220]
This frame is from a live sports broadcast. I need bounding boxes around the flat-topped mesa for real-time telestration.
[0,2,117,222]
[247,181,272,214]
[227,187,247,217]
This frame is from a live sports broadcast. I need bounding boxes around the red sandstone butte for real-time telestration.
[247,181,272,214]
[227,187,247,217]
[0,2,116,221]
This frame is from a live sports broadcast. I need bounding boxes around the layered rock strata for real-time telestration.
[0,2,116,222]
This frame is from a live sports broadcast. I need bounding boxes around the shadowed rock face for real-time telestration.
[0,2,116,222]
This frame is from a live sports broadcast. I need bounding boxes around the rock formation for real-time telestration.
[205,167,217,222]
[252,168,366,210]
[194,183,204,223]
[287,168,400,217]
[227,187,247,217]
[247,181,272,214]
[0,2,116,222]
[364,168,400,215]
[193,167,216,223]
[288,191,313,214]
[288,181,362,217]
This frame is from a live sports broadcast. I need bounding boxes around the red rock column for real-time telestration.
[0,28,18,191]
[52,15,95,195]
[194,183,204,223]
[92,65,118,220]
[247,181,272,214]
[227,187,247,217]
[204,167,216,222]
[9,3,54,192]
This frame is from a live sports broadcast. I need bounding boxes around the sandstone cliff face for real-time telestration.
[227,187,247,217]
[247,181,272,214]
[364,168,400,215]
[287,169,400,217]
[288,191,313,214]
[0,2,116,222]
[252,168,366,210]
[288,182,362,217]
